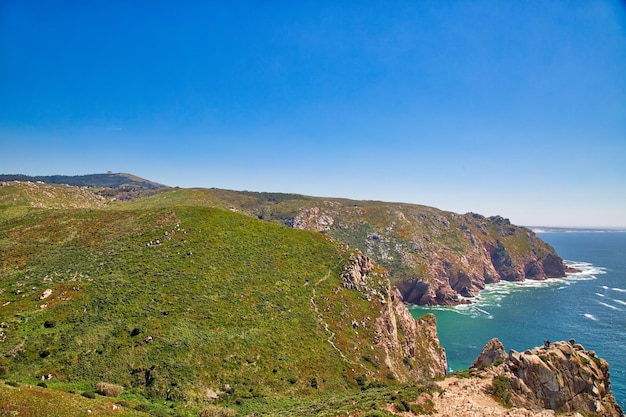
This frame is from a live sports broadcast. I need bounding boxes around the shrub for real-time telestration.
[43,320,56,328]
[493,357,505,367]
[364,411,394,417]
[81,391,96,399]
[96,381,123,397]
[198,405,237,417]
[488,375,512,407]
[134,404,151,412]
[37,382,48,388]
[5,381,19,387]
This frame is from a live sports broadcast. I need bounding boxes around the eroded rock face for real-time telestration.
[474,339,623,416]
[342,252,448,380]
[470,338,506,369]
[284,205,567,306]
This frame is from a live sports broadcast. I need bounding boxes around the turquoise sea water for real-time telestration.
[410,232,626,410]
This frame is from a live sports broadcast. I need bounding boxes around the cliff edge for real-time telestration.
[467,339,623,416]
[341,252,448,380]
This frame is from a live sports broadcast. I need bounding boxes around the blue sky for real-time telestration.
[1,1,625,227]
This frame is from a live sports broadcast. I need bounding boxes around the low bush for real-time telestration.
[488,375,512,407]
[81,391,96,399]
[96,381,123,397]
[198,405,237,417]
[134,404,151,412]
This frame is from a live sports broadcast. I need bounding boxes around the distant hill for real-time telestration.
[0,173,168,189]
[133,187,568,306]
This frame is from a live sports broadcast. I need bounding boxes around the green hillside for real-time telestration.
[144,188,566,305]
[0,181,445,416]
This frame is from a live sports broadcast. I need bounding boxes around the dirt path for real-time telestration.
[429,375,582,417]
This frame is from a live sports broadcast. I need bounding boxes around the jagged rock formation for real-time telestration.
[470,337,506,369]
[285,203,568,306]
[505,341,623,415]
[471,339,623,416]
[341,252,447,379]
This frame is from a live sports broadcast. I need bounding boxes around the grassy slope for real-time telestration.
[189,189,558,288]
[0,183,436,416]
[0,382,147,417]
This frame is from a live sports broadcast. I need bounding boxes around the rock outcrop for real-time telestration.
[470,337,506,369]
[472,339,623,416]
[288,204,567,306]
[341,252,448,380]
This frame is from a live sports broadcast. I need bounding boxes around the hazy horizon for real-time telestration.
[1,1,625,228]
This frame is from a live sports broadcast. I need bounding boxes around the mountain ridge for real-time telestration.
[0,173,168,189]
[1,174,568,306]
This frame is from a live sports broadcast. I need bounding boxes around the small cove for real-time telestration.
[410,232,626,410]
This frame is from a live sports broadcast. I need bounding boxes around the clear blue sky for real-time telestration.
[1,1,625,227]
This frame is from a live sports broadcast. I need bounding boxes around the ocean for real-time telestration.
[410,231,626,410]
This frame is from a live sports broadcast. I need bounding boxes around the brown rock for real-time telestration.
[501,341,623,416]
[470,338,506,369]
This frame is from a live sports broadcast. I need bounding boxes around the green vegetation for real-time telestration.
[0,178,557,415]
[0,181,445,415]
[488,375,513,407]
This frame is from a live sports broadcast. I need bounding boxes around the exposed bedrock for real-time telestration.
[341,252,448,380]
[286,204,568,306]
[396,239,567,306]
[474,339,623,416]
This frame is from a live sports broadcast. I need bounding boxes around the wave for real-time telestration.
[613,299,626,306]
[565,261,606,277]
[411,259,605,319]
[612,287,626,293]
[596,293,606,297]
[598,301,621,311]
[584,313,598,321]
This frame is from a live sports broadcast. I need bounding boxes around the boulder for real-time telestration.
[470,338,506,369]
[500,341,623,416]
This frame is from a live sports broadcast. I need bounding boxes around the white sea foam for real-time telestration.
[411,259,605,319]
[584,313,598,321]
[598,301,621,311]
[612,287,626,293]
[596,293,606,297]
[613,299,626,306]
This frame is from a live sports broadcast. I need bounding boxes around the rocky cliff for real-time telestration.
[340,252,448,380]
[469,339,623,416]
[188,189,569,306]
[277,200,568,305]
